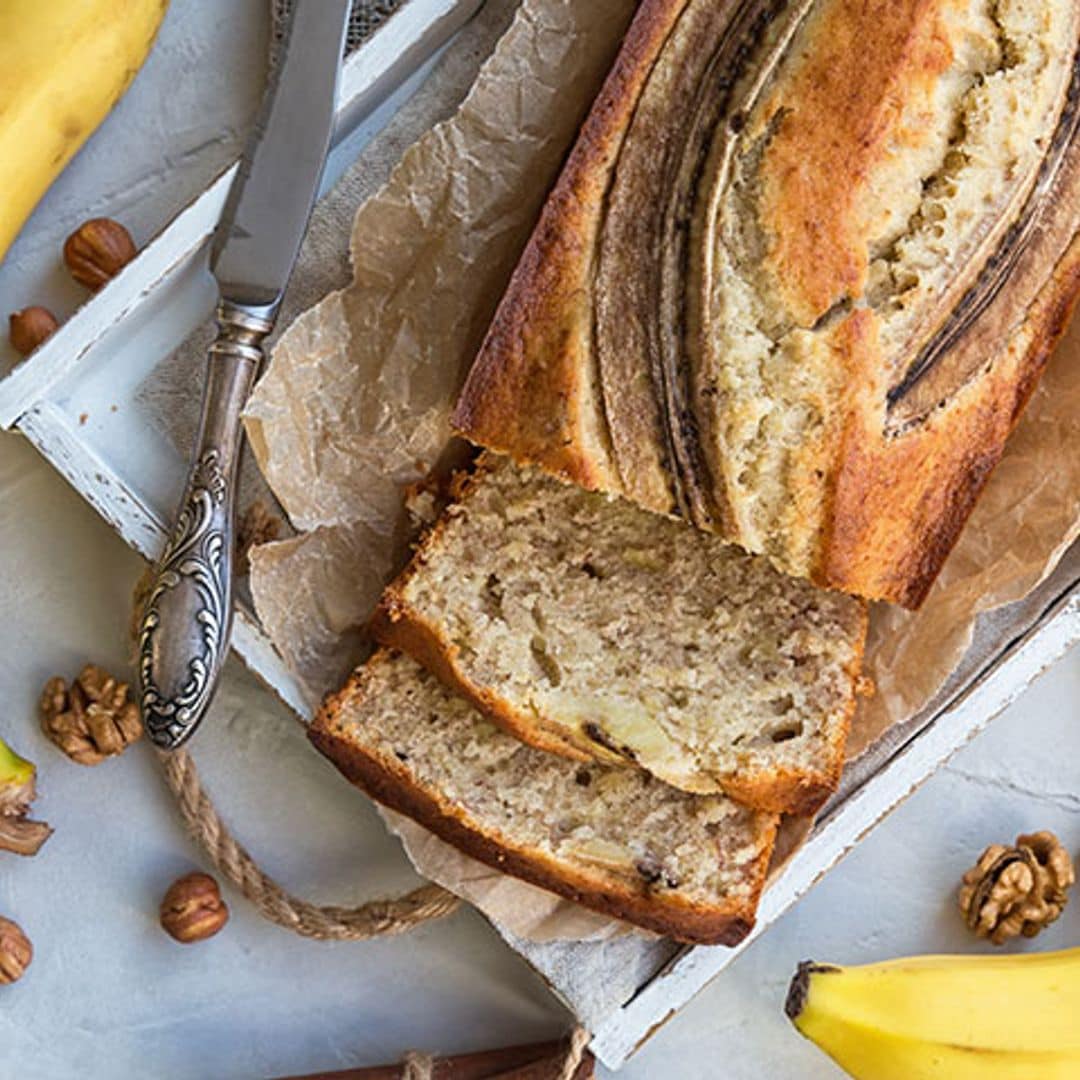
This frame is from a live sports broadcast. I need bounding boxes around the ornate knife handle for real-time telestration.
[138,301,270,750]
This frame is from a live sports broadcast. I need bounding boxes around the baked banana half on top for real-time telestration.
[454,0,1080,607]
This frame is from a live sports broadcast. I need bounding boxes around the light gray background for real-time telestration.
[0,4,1076,1078]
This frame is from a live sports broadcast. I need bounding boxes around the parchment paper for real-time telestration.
[243,0,1080,942]
[381,807,638,943]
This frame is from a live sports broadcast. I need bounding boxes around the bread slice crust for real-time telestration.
[375,570,856,817]
[311,656,779,946]
[373,457,867,815]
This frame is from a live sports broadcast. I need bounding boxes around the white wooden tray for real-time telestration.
[1,3,1077,1070]
[0,0,484,720]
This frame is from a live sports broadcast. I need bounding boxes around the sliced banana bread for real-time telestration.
[373,456,867,814]
[310,649,779,945]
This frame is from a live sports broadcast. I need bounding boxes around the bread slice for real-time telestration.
[310,649,779,946]
[452,0,1080,607]
[373,455,867,814]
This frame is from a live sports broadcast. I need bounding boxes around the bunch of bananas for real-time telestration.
[0,0,169,264]
[787,947,1080,1078]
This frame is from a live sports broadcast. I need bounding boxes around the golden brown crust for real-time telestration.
[822,205,1080,607]
[739,3,1080,605]
[452,0,691,494]
[310,669,777,946]
[754,0,953,326]
[722,771,834,819]
[452,0,1080,608]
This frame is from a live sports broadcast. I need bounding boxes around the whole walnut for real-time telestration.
[959,831,1075,944]
[40,665,142,766]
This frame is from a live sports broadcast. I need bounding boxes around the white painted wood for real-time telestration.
[17,399,312,717]
[0,0,481,736]
[232,608,313,721]
[18,400,165,556]
[0,172,231,428]
[590,587,1080,1068]
[334,0,484,150]
[0,0,482,428]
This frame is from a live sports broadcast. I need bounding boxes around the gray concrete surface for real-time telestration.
[0,4,1075,1077]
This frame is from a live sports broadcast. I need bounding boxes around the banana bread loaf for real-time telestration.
[374,455,867,814]
[453,0,1080,607]
[310,649,779,945]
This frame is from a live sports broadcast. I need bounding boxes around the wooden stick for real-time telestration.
[274,1038,594,1079]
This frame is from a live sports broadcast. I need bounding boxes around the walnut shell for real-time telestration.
[39,665,142,766]
[959,830,1075,944]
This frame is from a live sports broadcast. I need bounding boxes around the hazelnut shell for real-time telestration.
[8,307,58,356]
[63,218,137,290]
[0,917,32,984]
[159,871,229,944]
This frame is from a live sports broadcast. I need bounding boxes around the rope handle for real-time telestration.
[157,747,461,939]
[157,747,592,1076]
[558,1026,591,1080]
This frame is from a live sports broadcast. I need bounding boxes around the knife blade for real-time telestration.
[138,0,351,750]
[212,1,350,314]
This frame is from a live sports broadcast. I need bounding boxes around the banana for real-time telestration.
[0,737,34,801]
[0,0,169,264]
[786,948,1080,1078]
[0,736,50,856]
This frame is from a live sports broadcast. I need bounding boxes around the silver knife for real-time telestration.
[138,1,351,751]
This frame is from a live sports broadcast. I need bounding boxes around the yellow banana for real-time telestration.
[792,1022,1080,1079]
[0,735,50,855]
[0,0,169,264]
[786,948,1080,1078]
[0,736,34,797]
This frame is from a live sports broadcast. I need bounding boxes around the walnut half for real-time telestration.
[958,831,1075,945]
[39,665,142,766]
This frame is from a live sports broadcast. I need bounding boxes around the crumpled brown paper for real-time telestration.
[849,316,1080,758]
[243,0,1080,941]
[245,0,638,705]
[381,808,637,942]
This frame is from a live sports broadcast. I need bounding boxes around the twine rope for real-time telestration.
[157,747,461,940]
[558,1026,591,1080]
[401,1051,434,1080]
[157,748,591,1073]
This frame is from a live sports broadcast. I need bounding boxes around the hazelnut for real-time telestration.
[0,917,31,984]
[159,872,229,944]
[63,218,137,290]
[8,307,58,356]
